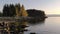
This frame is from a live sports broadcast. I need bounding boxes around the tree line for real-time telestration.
[0,4,20,17]
[0,4,46,18]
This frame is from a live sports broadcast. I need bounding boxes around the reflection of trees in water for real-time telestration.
[0,20,46,34]
[28,20,45,26]
[28,18,46,23]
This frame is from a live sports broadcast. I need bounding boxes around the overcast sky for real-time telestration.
[0,0,60,14]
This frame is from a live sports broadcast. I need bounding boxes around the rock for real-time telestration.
[30,32,36,34]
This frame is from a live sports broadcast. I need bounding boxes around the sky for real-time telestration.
[0,0,60,15]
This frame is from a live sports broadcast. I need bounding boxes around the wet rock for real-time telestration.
[30,32,36,34]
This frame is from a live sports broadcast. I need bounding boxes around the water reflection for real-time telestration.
[28,20,45,26]
[24,20,45,34]
[26,17,60,34]
[0,19,46,34]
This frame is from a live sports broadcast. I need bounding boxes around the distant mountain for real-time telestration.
[47,15,60,17]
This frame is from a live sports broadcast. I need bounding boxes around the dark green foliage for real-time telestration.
[0,12,3,17]
[3,4,15,17]
[26,9,46,18]
[3,4,21,17]
[2,4,47,18]
[9,4,16,17]
[26,9,47,22]
[3,4,16,17]
[3,4,9,17]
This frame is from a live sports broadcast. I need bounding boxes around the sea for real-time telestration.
[25,17,60,34]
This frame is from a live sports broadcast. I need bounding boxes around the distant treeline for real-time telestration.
[0,4,47,18]
[27,9,47,22]
[27,9,46,18]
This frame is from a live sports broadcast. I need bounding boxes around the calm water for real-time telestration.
[25,17,60,34]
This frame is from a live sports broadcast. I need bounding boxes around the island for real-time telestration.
[26,9,47,22]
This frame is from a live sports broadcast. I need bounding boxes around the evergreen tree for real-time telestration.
[3,4,16,17]
[3,4,9,17]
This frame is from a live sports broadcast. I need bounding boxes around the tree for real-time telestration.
[0,12,3,17]
[3,4,9,17]
[3,4,16,17]
[9,4,16,16]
